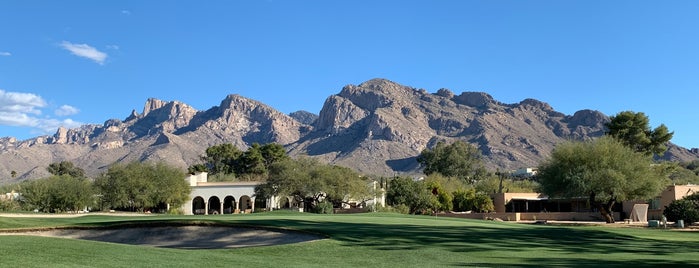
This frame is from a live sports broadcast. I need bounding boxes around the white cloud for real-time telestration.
[0,89,83,136]
[60,41,108,65]
[0,89,46,115]
[0,52,10,56]
[106,45,120,50]
[35,118,83,134]
[121,10,131,15]
[55,105,80,116]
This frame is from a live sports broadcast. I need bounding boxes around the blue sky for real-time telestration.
[1,1,698,149]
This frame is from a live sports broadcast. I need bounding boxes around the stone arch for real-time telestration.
[192,196,206,215]
[208,196,221,215]
[279,196,291,208]
[223,195,236,214]
[240,195,253,212]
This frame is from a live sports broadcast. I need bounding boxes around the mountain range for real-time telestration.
[1,78,697,184]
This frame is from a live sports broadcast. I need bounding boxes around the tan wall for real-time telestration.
[663,185,699,209]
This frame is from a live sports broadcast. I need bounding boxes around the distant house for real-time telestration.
[486,184,699,222]
[626,184,699,220]
[511,167,538,179]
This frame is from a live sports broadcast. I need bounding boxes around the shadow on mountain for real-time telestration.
[385,157,419,173]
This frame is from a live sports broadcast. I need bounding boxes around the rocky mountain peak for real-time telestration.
[452,92,496,108]
[143,98,169,115]
[568,109,609,128]
[289,110,319,125]
[435,88,455,99]
[129,99,198,137]
[125,109,139,121]
[519,98,554,111]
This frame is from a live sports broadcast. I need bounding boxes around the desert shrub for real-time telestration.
[0,199,22,211]
[312,201,334,214]
[664,193,699,224]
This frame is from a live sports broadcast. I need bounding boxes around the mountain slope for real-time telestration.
[0,78,696,183]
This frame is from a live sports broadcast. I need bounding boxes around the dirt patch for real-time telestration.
[0,226,324,249]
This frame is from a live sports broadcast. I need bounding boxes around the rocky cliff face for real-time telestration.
[0,78,696,183]
[289,78,628,175]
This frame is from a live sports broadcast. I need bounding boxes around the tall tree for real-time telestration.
[21,175,93,213]
[386,177,438,214]
[94,162,189,212]
[202,143,242,175]
[47,161,85,178]
[605,111,674,155]
[255,157,370,212]
[191,143,288,180]
[538,136,664,223]
[260,143,289,168]
[417,140,487,183]
[238,143,267,175]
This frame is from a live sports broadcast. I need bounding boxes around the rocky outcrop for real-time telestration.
[289,110,318,125]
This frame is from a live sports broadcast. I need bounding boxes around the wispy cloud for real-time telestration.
[55,105,79,116]
[0,52,10,56]
[106,45,120,50]
[59,41,108,65]
[0,89,83,136]
[121,10,131,16]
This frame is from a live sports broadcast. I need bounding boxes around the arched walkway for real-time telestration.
[192,196,205,215]
[254,197,267,211]
[240,195,253,212]
[223,196,236,214]
[279,197,291,208]
[208,196,221,215]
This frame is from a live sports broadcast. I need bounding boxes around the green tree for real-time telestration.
[95,162,189,212]
[47,161,85,178]
[605,111,674,156]
[451,188,494,213]
[655,162,699,185]
[538,136,664,223]
[203,143,242,175]
[191,143,289,181]
[424,178,454,212]
[664,193,699,225]
[238,143,267,176]
[260,143,289,168]
[386,177,438,214]
[21,175,93,213]
[417,140,487,183]
[475,173,539,194]
[452,189,476,212]
[10,170,16,178]
[255,157,370,212]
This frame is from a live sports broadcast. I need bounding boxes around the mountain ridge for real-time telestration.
[1,78,697,183]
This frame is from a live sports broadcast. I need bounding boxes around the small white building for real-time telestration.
[512,167,538,178]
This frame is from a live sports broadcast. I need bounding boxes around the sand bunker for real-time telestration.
[1,226,323,249]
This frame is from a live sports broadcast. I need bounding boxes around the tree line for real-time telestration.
[1,161,189,213]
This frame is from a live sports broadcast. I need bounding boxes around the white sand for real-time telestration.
[0,226,323,249]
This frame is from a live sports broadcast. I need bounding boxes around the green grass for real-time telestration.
[1,211,698,267]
